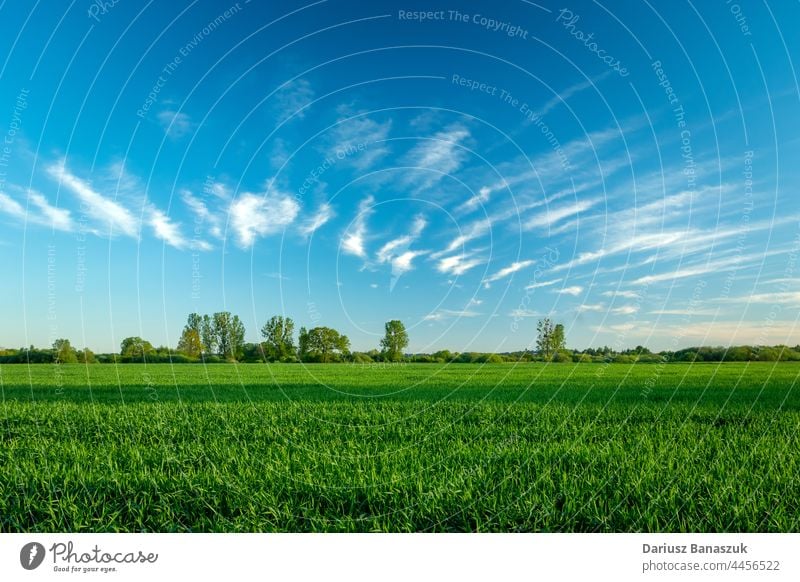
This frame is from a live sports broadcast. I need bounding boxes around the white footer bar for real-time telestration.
[1,533,797,581]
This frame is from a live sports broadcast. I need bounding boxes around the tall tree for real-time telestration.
[52,338,77,363]
[120,337,154,360]
[298,326,309,361]
[536,318,554,359]
[260,316,295,361]
[305,327,350,362]
[552,323,566,353]
[77,347,95,364]
[212,312,245,360]
[379,320,409,362]
[335,332,351,357]
[177,313,205,357]
[201,314,216,355]
[536,319,566,359]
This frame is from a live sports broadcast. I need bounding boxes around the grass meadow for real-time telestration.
[0,362,798,532]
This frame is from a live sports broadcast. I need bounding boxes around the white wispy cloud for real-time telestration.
[91,162,188,249]
[487,123,632,193]
[299,202,335,237]
[208,182,231,200]
[591,322,638,334]
[650,308,720,316]
[549,175,759,276]
[148,208,187,249]
[721,292,800,306]
[533,72,610,117]
[181,190,223,244]
[436,253,485,276]
[459,122,656,239]
[577,303,605,313]
[592,320,800,346]
[403,124,470,189]
[158,110,193,139]
[376,214,428,289]
[554,227,725,275]
[41,161,195,248]
[632,254,747,286]
[274,78,314,122]
[28,190,72,231]
[0,192,26,219]
[228,188,300,248]
[342,195,374,257]
[602,290,641,299]
[483,259,535,287]
[611,305,639,315]
[462,186,493,212]
[0,188,73,232]
[758,277,800,286]
[269,137,290,170]
[47,162,139,238]
[466,185,573,222]
[525,278,562,290]
[329,107,392,170]
[376,215,426,263]
[407,125,470,170]
[557,286,584,296]
[431,218,491,259]
[424,308,481,321]
[462,172,565,221]
[676,321,800,344]
[524,197,602,230]
[508,308,540,318]
[388,250,427,279]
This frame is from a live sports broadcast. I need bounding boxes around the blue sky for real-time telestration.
[1,0,799,353]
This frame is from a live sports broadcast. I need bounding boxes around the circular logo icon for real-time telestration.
[20,542,46,570]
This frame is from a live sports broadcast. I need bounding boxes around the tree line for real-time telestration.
[0,313,409,364]
[1,314,800,364]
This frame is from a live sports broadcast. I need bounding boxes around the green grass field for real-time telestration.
[1,362,798,532]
